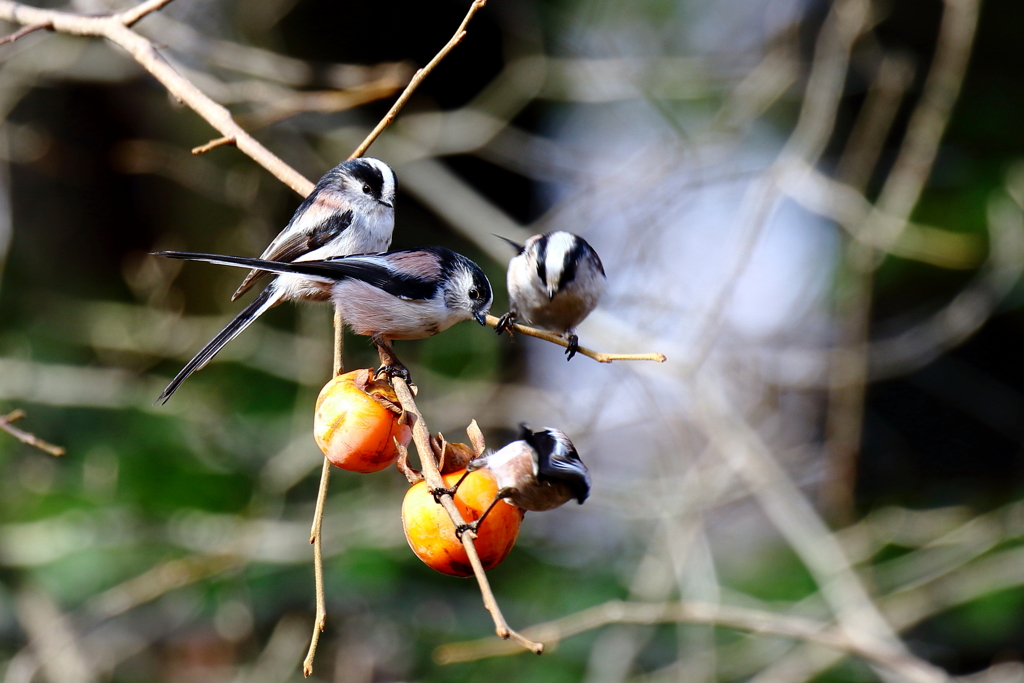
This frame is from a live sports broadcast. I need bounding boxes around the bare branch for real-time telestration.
[349,0,488,159]
[485,315,666,363]
[0,409,65,456]
[0,21,49,46]
[301,457,332,677]
[391,376,543,655]
[191,136,234,155]
[0,0,315,196]
[434,599,944,678]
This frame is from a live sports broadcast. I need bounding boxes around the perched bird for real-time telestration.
[155,246,493,401]
[156,158,398,402]
[232,157,398,301]
[495,231,605,360]
[448,424,590,537]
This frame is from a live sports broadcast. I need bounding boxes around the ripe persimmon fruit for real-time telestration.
[402,469,523,577]
[313,369,412,473]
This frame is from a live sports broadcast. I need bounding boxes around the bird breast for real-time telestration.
[331,280,461,340]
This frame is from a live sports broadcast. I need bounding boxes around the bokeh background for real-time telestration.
[1,0,1023,681]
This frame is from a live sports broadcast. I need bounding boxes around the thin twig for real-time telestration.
[333,307,344,378]
[0,21,49,46]
[348,0,488,160]
[303,308,345,676]
[434,599,940,676]
[0,409,65,456]
[485,315,666,363]
[191,136,234,155]
[118,0,177,27]
[0,0,316,197]
[302,456,332,677]
[391,376,543,655]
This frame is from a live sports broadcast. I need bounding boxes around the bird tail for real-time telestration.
[157,286,278,404]
[231,268,269,302]
[154,251,342,281]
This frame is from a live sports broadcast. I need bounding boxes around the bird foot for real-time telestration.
[454,522,478,541]
[430,486,455,504]
[495,312,516,337]
[565,334,580,361]
[374,363,412,384]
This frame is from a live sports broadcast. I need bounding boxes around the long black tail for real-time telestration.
[157,287,278,404]
[155,251,340,280]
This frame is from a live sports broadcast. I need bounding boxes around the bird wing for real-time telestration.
[231,188,355,301]
[529,429,591,504]
[159,251,439,301]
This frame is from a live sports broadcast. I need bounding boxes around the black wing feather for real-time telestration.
[157,251,439,301]
[522,426,591,504]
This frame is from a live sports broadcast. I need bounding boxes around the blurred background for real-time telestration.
[1,0,1023,681]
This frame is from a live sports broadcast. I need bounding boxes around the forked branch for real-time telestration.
[392,377,542,655]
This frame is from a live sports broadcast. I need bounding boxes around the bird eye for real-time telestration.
[362,184,372,195]
[469,288,479,299]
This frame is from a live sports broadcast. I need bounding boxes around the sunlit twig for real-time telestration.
[485,315,666,363]
[0,409,65,456]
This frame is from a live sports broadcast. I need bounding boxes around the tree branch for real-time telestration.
[348,0,488,160]
[0,0,316,197]
[391,376,542,655]
[0,409,65,456]
[485,315,666,363]
[434,599,941,678]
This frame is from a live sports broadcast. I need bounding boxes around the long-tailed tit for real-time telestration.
[154,247,493,402]
[232,157,398,300]
[154,158,397,402]
[495,231,605,360]
[447,424,590,537]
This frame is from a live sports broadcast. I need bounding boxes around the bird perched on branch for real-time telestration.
[446,424,590,538]
[495,231,605,360]
[155,246,493,400]
[156,157,398,402]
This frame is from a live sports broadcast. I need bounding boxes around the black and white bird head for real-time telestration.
[519,424,591,504]
[518,231,605,301]
[329,157,398,211]
[440,252,494,326]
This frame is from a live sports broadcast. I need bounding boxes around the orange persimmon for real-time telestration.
[402,469,524,577]
[313,369,412,473]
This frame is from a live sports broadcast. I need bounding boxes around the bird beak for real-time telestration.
[379,200,394,208]
[475,312,487,325]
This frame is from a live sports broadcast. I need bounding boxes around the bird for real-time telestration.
[232,157,398,301]
[155,157,398,402]
[494,231,606,360]
[154,246,493,402]
[446,424,590,538]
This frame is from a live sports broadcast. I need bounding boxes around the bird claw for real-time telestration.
[454,522,478,542]
[374,364,412,384]
[430,486,454,504]
[495,312,516,337]
[565,334,579,361]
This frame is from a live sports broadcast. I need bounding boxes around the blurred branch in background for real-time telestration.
[822,0,981,522]
[0,409,64,456]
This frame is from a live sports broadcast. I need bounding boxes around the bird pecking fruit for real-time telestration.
[402,469,523,577]
[313,369,412,473]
